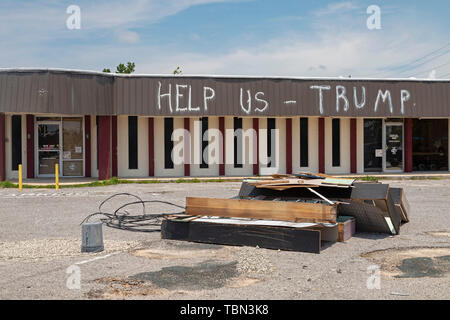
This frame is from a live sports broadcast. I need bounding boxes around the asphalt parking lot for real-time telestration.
[0,180,449,300]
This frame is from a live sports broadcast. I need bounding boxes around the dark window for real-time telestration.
[412,119,448,171]
[128,116,138,169]
[300,117,308,167]
[200,117,209,169]
[11,115,22,171]
[364,119,382,172]
[164,118,174,169]
[332,119,340,167]
[267,118,276,167]
[233,117,243,168]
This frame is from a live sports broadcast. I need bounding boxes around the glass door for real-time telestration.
[62,118,84,176]
[384,122,404,172]
[364,119,383,172]
[37,122,61,176]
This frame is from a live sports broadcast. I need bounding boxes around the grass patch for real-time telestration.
[409,176,441,180]
[358,175,379,182]
[0,177,239,189]
[0,181,17,188]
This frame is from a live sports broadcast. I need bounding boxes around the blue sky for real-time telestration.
[0,0,449,78]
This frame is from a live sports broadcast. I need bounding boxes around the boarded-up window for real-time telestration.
[233,117,243,168]
[11,115,22,171]
[164,118,174,169]
[300,117,308,167]
[267,118,276,167]
[200,117,209,169]
[128,116,138,169]
[332,118,341,167]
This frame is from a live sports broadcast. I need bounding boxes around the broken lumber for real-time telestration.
[185,197,337,223]
[161,217,338,253]
[337,216,356,242]
[389,187,410,223]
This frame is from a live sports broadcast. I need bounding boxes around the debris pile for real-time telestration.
[161,173,410,253]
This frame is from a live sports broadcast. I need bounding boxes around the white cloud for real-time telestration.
[135,26,446,78]
[314,1,359,16]
[116,30,140,44]
[0,0,448,79]
[428,70,436,79]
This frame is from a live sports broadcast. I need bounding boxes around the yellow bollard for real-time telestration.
[18,164,23,191]
[55,163,59,190]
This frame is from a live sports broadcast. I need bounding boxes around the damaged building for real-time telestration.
[0,68,449,180]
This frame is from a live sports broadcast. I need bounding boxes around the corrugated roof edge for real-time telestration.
[0,67,449,82]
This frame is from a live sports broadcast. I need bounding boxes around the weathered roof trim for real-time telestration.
[0,67,449,82]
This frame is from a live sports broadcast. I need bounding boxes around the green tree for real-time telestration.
[116,62,135,74]
[102,62,135,74]
[173,66,182,75]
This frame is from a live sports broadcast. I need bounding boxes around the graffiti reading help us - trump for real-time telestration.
[156,81,412,116]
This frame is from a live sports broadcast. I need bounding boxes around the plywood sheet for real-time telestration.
[186,197,337,223]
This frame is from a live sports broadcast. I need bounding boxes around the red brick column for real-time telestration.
[148,117,154,176]
[84,116,91,177]
[219,117,225,176]
[184,118,190,176]
[404,118,413,172]
[253,118,259,175]
[98,116,111,180]
[350,118,357,173]
[26,115,35,179]
[286,118,292,174]
[0,114,5,181]
[318,117,325,173]
[111,116,118,177]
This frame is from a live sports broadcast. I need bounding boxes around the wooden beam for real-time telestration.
[161,219,324,253]
[186,197,337,223]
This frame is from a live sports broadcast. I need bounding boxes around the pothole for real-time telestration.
[87,277,168,299]
[362,247,450,278]
[88,259,261,299]
[130,260,239,290]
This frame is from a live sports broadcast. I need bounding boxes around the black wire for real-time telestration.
[80,193,185,232]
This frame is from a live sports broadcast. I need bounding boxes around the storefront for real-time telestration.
[0,69,449,180]
[35,116,85,177]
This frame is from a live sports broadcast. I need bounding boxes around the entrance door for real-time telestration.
[364,119,383,172]
[384,122,404,172]
[37,122,61,176]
